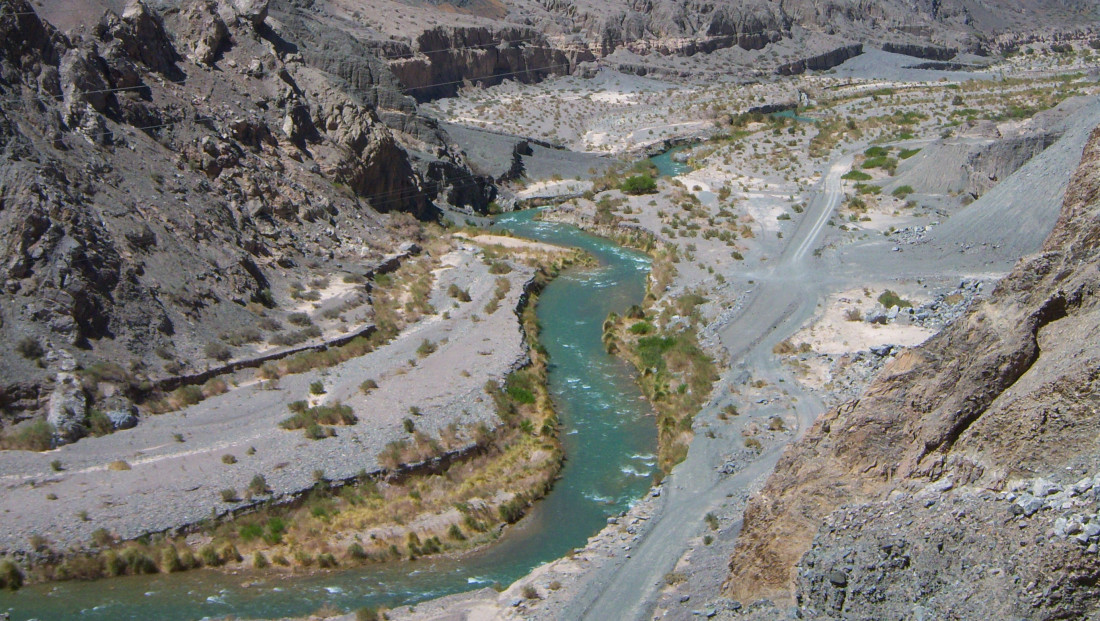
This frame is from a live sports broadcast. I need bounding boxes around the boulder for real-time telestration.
[232,0,268,29]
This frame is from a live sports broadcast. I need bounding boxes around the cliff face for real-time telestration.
[388,26,595,102]
[0,0,489,431]
[726,125,1100,617]
[348,0,1098,90]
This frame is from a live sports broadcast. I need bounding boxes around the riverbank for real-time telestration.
[0,234,589,588]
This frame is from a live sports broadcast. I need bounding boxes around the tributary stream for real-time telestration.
[0,210,656,620]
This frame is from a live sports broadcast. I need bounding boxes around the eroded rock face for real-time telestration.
[47,373,87,444]
[726,125,1100,615]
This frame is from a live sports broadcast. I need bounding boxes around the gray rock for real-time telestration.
[828,569,848,587]
[1082,522,1100,538]
[232,0,269,29]
[1032,478,1061,497]
[1073,478,1093,495]
[1015,495,1044,516]
[1055,517,1068,537]
[46,372,88,444]
[104,402,139,430]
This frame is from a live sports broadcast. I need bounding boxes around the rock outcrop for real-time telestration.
[777,44,863,76]
[388,26,594,102]
[882,41,958,61]
[726,124,1100,617]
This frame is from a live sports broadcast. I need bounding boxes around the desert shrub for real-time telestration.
[279,402,356,438]
[288,312,312,326]
[309,380,325,395]
[221,454,237,465]
[204,342,232,362]
[0,559,23,590]
[488,261,512,274]
[891,185,914,198]
[498,498,526,524]
[220,489,238,503]
[108,460,131,471]
[248,474,269,496]
[347,543,367,560]
[360,379,378,394]
[416,339,437,357]
[522,585,540,599]
[15,337,44,360]
[447,284,471,302]
[356,607,382,621]
[0,419,55,451]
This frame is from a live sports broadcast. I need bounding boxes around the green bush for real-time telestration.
[842,170,873,181]
[309,380,325,395]
[892,185,914,198]
[248,474,270,496]
[898,148,920,159]
[620,174,657,195]
[877,290,912,309]
[2,419,55,451]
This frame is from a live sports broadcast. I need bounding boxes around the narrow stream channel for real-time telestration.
[0,210,656,621]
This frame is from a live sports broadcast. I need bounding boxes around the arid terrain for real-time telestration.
[1,0,1100,620]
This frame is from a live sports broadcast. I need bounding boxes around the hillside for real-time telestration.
[0,0,492,438]
[726,124,1100,618]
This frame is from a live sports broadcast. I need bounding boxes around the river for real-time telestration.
[0,210,656,621]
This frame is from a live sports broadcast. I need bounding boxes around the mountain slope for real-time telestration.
[726,123,1100,617]
[0,0,489,434]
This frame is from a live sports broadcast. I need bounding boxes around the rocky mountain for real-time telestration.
[726,125,1100,618]
[330,0,1099,92]
[0,0,493,438]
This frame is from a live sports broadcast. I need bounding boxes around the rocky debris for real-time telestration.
[885,224,932,246]
[175,0,230,67]
[726,125,1100,609]
[790,474,1100,620]
[46,373,87,445]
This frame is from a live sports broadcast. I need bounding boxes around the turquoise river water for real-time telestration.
[0,210,656,621]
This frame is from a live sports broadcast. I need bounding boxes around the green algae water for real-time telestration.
[0,210,655,621]
[648,145,693,177]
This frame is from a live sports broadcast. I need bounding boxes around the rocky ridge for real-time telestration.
[725,124,1100,617]
[0,0,490,439]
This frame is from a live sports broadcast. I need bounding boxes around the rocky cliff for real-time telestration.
[388,26,594,102]
[0,0,489,440]
[726,124,1100,618]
